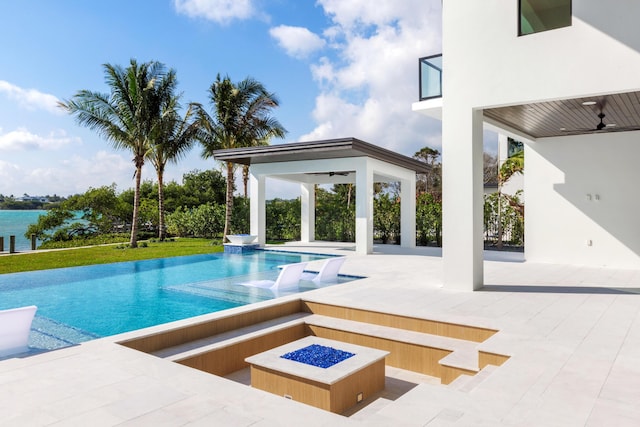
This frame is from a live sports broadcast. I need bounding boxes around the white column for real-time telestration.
[300,183,315,243]
[442,107,484,290]
[355,159,374,254]
[400,175,416,248]
[249,172,266,247]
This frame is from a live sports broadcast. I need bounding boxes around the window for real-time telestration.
[519,0,571,36]
[507,138,523,158]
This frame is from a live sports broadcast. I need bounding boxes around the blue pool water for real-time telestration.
[0,251,352,353]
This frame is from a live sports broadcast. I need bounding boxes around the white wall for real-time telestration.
[438,1,640,287]
[443,0,640,109]
[525,131,640,268]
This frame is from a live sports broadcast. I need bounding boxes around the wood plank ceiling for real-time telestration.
[483,91,640,138]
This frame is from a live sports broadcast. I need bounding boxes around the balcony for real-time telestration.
[419,54,442,100]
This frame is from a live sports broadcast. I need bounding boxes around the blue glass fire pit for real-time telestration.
[281,344,355,368]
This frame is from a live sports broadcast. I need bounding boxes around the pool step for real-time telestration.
[29,317,98,352]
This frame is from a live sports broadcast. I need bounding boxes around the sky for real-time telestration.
[0,0,459,199]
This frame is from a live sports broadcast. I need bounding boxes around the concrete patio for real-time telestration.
[2,243,639,426]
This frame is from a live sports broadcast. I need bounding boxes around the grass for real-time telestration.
[0,238,223,274]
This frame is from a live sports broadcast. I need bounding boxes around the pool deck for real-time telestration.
[2,242,640,426]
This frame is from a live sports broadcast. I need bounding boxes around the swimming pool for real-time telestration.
[0,251,354,353]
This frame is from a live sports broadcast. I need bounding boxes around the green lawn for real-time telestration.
[0,238,223,274]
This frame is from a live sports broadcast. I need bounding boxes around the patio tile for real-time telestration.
[3,244,640,425]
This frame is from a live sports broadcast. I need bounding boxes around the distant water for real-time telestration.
[0,210,46,251]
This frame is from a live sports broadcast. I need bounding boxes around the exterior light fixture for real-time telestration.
[581,101,597,106]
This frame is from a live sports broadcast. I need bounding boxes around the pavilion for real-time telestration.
[213,138,430,255]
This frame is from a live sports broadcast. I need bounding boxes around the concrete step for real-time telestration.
[152,312,310,361]
[305,314,481,374]
[448,364,499,392]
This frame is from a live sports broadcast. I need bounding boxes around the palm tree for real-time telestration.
[60,59,170,248]
[147,84,199,240]
[196,75,286,241]
[241,136,270,197]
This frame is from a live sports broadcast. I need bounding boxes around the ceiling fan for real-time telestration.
[561,99,614,133]
[309,171,352,176]
[594,112,607,131]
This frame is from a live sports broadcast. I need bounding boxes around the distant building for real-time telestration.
[16,195,50,203]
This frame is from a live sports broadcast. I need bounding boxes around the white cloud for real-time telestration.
[0,128,79,151]
[14,151,134,196]
[0,80,61,114]
[0,160,21,195]
[269,25,326,59]
[174,0,256,24]
[299,0,443,157]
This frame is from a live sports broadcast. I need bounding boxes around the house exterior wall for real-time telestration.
[525,131,640,268]
[438,1,640,288]
[443,1,640,108]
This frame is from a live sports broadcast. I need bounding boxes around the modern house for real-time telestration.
[413,0,640,290]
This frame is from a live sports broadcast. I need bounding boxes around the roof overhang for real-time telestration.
[483,91,640,139]
[212,137,431,175]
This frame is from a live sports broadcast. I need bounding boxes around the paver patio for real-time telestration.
[1,243,639,426]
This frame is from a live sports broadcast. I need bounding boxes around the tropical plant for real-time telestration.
[499,149,524,183]
[147,90,198,240]
[315,185,356,242]
[374,192,400,244]
[60,59,172,248]
[196,74,286,241]
[416,192,442,246]
[266,198,301,241]
[494,148,525,248]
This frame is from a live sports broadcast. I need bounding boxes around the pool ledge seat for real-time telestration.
[301,257,346,283]
[0,305,37,357]
[239,262,308,291]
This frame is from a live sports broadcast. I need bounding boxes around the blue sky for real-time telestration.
[0,0,448,198]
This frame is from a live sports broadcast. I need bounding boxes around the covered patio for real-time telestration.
[213,138,430,255]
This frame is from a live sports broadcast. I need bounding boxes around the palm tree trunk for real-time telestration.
[223,161,234,242]
[157,168,165,241]
[130,161,143,248]
[242,165,249,198]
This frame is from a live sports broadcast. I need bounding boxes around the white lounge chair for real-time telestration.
[301,257,346,283]
[239,262,308,291]
[0,305,37,357]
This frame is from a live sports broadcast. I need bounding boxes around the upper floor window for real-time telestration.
[519,0,572,36]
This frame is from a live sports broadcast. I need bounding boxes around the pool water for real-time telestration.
[0,251,352,353]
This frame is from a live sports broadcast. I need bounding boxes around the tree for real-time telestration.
[196,75,286,241]
[494,144,525,248]
[413,147,441,197]
[25,185,130,244]
[147,85,198,240]
[483,152,499,186]
[241,136,270,197]
[181,169,227,207]
[60,59,172,248]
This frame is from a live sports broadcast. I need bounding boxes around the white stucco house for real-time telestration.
[413,0,640,290]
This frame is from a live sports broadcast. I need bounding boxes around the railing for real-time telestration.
[419,54,443,100]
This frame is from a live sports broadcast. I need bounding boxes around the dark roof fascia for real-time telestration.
[212,137,431,174]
